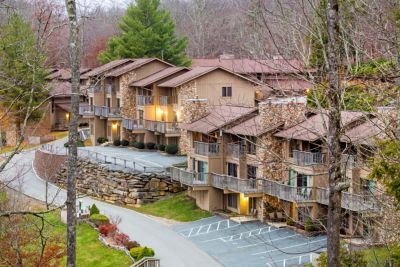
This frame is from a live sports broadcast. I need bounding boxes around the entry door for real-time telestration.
[197,160,207,181]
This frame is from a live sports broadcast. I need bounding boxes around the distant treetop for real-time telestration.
[98,0,191,67]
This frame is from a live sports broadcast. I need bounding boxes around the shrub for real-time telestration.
[98,224,117,236]
[89,204,99,216]
[165,144,178,154]
[64,140,84,147]
[121,139,129,146]
[130,246,155,261]
[286,216,294,226]
[97,137,108,144]
[157,144,165,151]
[124,240,140,250]
[89,214,109,227]
[146,142,156,149]
[304,218,317,232]
[115,233,130,246]
[113,139,121,146]
[134,141,145,149]
[316,245,367,267]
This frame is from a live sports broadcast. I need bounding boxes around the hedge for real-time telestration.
[89,214,110,226]
[130,246,155,261]
[121,139,129,146]
[146,142,156,149]
[165,144,178,154]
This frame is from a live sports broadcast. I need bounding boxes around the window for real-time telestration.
[106,98,111,108]
[117,98,121,108]
[227,194,238,209]
[138,110,144,120]
[196,160,207,181]
[222,86,232,97]
[247,136,257,155]
[247,165,257,179]
[227,162,238,177]
[256,73,262,81]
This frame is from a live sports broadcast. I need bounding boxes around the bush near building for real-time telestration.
[165,144,178,154]
[121,139,129,146]
[129,246,155,261]
[146,142,156,149]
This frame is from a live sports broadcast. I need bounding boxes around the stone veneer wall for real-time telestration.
[177,81,209,154]
[34,150,184,206]
[256,102,307,181]
[119,72,138,140]
[55,160,183,206]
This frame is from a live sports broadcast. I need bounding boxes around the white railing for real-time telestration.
[92,106,121,118]
[293,150,325,166]
[131,257,160,267]
[194,142,220,156]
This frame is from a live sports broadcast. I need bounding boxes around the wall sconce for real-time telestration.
[112,122,118,130]
[65,113,70,120]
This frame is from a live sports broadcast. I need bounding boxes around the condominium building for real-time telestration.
[79,58,173,144]
[170,103,384,240]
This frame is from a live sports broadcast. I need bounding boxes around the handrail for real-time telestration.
[131,257,160,267]
[292,150,325,166]
[194,141,220,156]
[40,144,165,173]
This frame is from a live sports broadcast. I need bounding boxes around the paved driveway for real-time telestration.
[1,148,219,267]
[173,216,327,267]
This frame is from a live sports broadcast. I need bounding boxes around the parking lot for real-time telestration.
[173,216,327,267]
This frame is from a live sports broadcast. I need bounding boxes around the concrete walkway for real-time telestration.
[1,145,221,267]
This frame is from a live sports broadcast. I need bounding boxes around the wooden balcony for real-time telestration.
[292,150,326,166]
[79,104,94,116]
[226,143,241,158]
[169,167,382,212]
[136,95,154,106]
[194,141,220,156]
[93,106,121,118]
[122,118,145,130]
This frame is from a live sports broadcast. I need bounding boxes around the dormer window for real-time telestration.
[222,86,232,97]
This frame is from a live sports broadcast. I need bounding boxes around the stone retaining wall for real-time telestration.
[34,150,184,206]
[55,160,183,206]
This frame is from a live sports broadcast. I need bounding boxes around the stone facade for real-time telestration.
[120,72,137,119]
[55,160,183,206]
[177,81,209,154]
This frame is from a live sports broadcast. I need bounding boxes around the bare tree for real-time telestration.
[64,0,79,266]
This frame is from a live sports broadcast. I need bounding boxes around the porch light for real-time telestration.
[65,113,70,120]
[112,122,118,129]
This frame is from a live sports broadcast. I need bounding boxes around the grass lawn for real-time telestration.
[133,192,211,222]
[362,246,398,266]
[0,143,38,153]
[50,131,69,140]
[45,211,131,267]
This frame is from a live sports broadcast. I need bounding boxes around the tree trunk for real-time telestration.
[325,0,342,266]
[65,0,79,266]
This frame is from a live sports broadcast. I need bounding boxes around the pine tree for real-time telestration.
[98,0,191,66]
[0,13,48,125]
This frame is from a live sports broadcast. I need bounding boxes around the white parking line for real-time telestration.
[252,238,327,256]
[179,219,240,238]
[237,233,301,248]
[202,226,276,243]
[265,253,313,267]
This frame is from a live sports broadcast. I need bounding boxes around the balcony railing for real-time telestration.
[169,167,381,212]
[92,106,121,118]
[79,104,94,116]
[136,95,154,106]
[292,150,325,166]
[165,122,179,134]
[158,95,178,105]
[211,173,261,194]
[122,118,144,130]
[87,85,104,93]
[105,85,112,94]
[226,143,241,158]
[194,141,220,156]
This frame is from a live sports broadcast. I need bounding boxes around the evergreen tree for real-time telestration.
[0,13,48,125]
[98,0,190,66]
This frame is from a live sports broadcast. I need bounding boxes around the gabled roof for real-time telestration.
[192,58,309,74]
[81,59,134,78]
[225,115,284,137]
[105,58,174,77]
[46,68,92,80]
[48,80,88,96]
[157,66,263,88]
[179,105,257,134]
[341,118,384,146]
[130,67,190,87]
[274,111,366,141]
